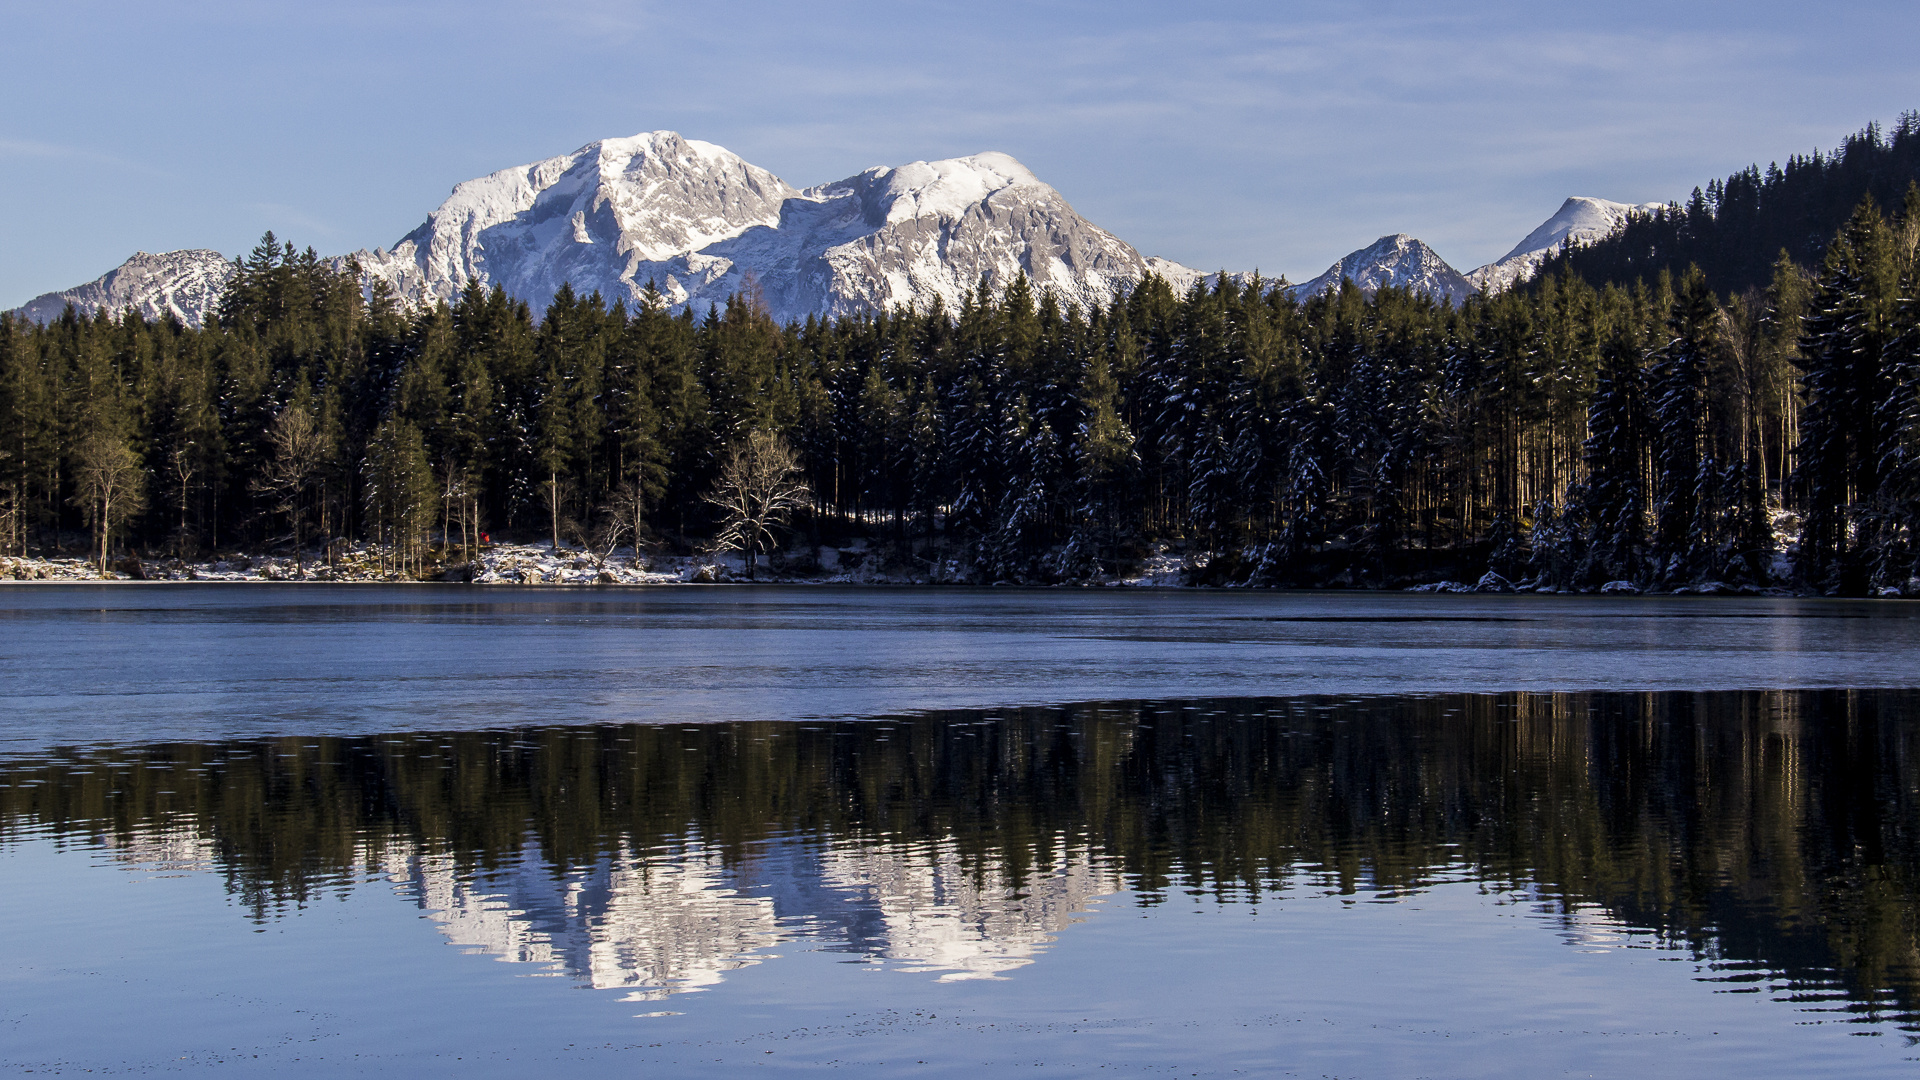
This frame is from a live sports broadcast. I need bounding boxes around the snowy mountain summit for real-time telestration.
[351,133,796,314]
[1289,198,1661,304]
[352,131,1186,323]
[1292,234,1477,305]
[1466,197,1664,293]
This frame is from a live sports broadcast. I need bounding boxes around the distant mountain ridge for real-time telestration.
[9,131,1664,324]
[1289,199,1664,307]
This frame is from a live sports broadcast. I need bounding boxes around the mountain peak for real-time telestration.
[591,129,733,159]
[1293,234,1474,304]
[1469,196,1664,293]
[1496,195,1662,263]
[9,249,235,327]
[857,152,1046,225]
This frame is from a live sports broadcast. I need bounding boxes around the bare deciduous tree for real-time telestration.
[168,441,198,556]
[363,417,437,579]
[595,477,649,566]
[0,448,19,557]
[72,433,146,575]
[252,407,325,574]
[705,430,809,580]
[437,460,477,563]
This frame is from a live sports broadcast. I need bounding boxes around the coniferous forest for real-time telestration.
[1546,113,1920,298]
[6,130,1920,594]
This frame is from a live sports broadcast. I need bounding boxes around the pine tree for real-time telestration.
[1582,304,1650,583]
[1869,185,1920,591]
[1650,267,1720,584]
[855,360,906,525]
[945,288,1005,542]
[1065,342,1137,575]
[1794,198,1900,592]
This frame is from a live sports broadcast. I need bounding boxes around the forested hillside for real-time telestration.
[1544,114,1920,297]
[4,185,1920,593]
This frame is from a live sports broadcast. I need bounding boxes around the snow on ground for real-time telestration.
[1116,544,1184,587]
[0,516,1903,595]
[0,541,1004,587]
[467,545,682,585]
[2,548,445,582]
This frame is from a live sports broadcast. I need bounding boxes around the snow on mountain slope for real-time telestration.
[610,151,1156,321]
[1143,259,1271,295]
[1466,197,1664,293]
[14,138,1661,326]
[351,131,797,313]
[10,250,236,327]
[805,153,1150,319]
[1291,234,1475,305]
[348,134,1182,324]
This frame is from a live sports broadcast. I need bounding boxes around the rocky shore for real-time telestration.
[0,541,1185,587]
[0,542,1903,596]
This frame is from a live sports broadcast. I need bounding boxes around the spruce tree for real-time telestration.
[1650,267,1720,584]
[1795,198,1899,592]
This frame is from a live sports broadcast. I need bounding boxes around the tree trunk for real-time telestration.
[291,488,302,578]
[96,493,108,576]
[442,468,452,560]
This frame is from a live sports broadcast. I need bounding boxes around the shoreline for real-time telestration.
[0,546,1881,598]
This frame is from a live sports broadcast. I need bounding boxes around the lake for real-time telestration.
[3,585,1919,1077]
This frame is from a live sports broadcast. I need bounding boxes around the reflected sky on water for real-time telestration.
[3,584,1920,752]
[5,688,1920,1076]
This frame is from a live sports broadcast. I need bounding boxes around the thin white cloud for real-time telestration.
[4,0,1918,293]
[0,137,148,168]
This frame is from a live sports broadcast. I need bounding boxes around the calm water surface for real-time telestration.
[4,586,1920,1077]
[3,584,1919,750]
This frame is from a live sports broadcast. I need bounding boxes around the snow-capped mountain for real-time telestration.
[350,132,798,315]
[11,249,236,327]
[1465,197,1664,293]
[351,131,1195,324]
[11,133,1209,328]
[1287,198,1661,304]
[1291,234,1476,305]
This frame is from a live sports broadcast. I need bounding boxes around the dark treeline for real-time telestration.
[1547,114,1920,298]
[5,186,1920,591]
[6,691,1919,1027]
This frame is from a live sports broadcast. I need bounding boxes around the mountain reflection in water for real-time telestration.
[5,690,1919,1030]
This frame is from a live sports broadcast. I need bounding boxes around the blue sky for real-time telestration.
[4,0,1918,307]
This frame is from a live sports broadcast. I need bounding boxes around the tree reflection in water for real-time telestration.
[3,689,1917,1026]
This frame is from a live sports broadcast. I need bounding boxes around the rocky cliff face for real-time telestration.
[12,249,236,327]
